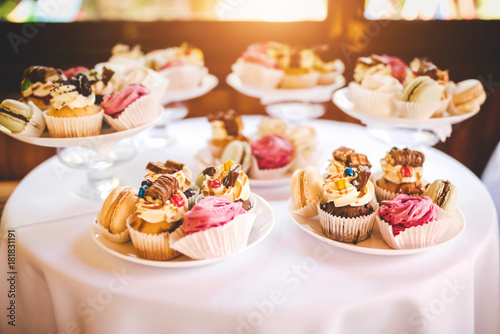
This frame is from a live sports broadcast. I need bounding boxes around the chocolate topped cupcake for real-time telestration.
[326,146,372,176]
[207,109,247,159]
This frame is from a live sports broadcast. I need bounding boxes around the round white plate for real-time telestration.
[288,200,465,255]
[194,148,291,188]
[332,87,480,130]
[162,74,218,104]
[227,72,345,104]
[90,194,275,267]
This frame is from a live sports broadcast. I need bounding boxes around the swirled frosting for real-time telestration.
[202,161,250,202]
[136,191,188,224]
[21,66,63,98]
[323,174,374,207]
[250,135,293,169]
[381,148,424,184]
[183,197,245,235]
[145,161,192,192]
[50,74,95,110]
[100,83,149,117]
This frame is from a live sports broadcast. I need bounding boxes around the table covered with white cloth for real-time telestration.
[1,116,498,334]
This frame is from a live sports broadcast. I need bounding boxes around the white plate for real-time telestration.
[90,194,275,267]
[227,72,345,104]
[0,113,161,156]
[194,148,291,188]
[162,74,218,104]
[333,87,480,131]
[288,200,465,255]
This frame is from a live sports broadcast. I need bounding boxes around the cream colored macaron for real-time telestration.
[291,165,323,210]
[452,79,486,114]
[100,186,138,234]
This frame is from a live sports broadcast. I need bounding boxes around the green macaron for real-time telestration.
[425,179,457,214]
[221,140,252,173]
[403,76,442,103]
[0,99,33,133]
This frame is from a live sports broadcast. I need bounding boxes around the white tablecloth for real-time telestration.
[1,116,499,334]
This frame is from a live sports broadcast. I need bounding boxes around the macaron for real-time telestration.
[0,99,39,134]
[403,76,442,103]
[99,186,139,234]
[221,140,252,173]
[452,79,486,114]
[291,165,323,210]
[425,179,457,214]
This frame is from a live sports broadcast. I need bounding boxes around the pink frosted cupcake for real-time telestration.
[170,196,256,259]
[376,194,453,249]
[101,83,158,131]
[250,134,294,179]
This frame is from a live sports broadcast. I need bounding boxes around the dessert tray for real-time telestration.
[333,87,480,142]
[91,194,275,267]
[162,74,219,105]
[288,200,465,256]
[227,72,346,105]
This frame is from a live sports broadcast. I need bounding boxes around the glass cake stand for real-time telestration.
[332,87,481,148]
[141,74,219,147]
[1,115,160,200]
[226,72,345,125]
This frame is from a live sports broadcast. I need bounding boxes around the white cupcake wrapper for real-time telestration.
[44,109,104,138]
[158,65,207,91]
[350,82,396,117]
[394,99,441,119]
[170,213,257,260]
[280,71,320,89]
[126,217,181,261]
[293,199,319,218]
[232,61,284,90]
[376,209,454,249]
[103,92,162,132]
[94,219,130,243]
[250,156,293,179]
[318,203,377,243]
[19,101,46,137]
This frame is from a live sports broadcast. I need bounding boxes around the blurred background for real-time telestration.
[0,0,499,182]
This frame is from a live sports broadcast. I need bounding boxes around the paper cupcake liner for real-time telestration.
[158,65,207,91]
[293,199,319,218]
[19,101,46,137]
[103,92,162,132]
[232,61,284,90]
[126,217,180,261]
[393,99,441,119]
[94,219,130,243]
[318,203,377,243]
[170,212,257,260]
[349,82,396,117]
[280,71,320,89]
[376,209,454,249]
[44,109,104,138]
[250,156,293,179]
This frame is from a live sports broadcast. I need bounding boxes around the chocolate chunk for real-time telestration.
[207,110,240,137]
[346,153,372,169]
[223,170,239,188]
[95,95,104,105]
[23,66,60,84]
[351,166,371,192]
[235,198,252,211]
[203,167,217,177]
[144,175,179,205]
[229,164,241,172]
[333,147,354,163]
[183,188,197,199]
[54,74,93,97]
[165,160,184,172]
[389,148,425,167]
[101,67,115,86]
[146,162,168,174]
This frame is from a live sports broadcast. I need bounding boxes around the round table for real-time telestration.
[1,116,499,334]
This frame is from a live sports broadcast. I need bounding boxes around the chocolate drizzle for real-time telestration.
[207,110,240,137]
[144,175,179,206]
[389,148,424,167]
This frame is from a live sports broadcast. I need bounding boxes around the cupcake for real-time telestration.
[100,83,158,131]
[279,48,320,89]
[313,55,345,85]
[374,147,427,201]
[207,109,247,160]
[89,67,117,105]
[170,196,256,260]
[319,166,377,243]
[232,41,287,89]
[97,186,138,243]
[20,66,64,110]
[108,44,144,66]
[325,147,372,177]
[350,74,403,117]
[201,160,252,211]
[250,134,294,179]
[127,174,188,261]
[44,74,103,138]
[376,194,453,249]
[144,42,207,91]
[353,55,392,84]
[0,99,45,137]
